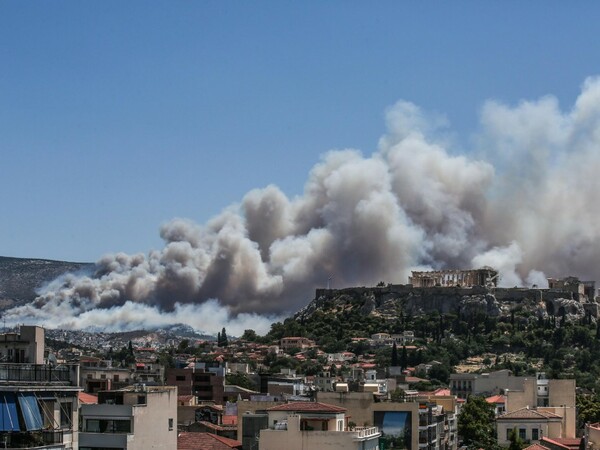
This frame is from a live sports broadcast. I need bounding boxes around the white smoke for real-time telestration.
[7,77,600,332]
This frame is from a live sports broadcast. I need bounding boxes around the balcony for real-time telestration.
[0,364,74,384]
[352,426,379,439]
[0,430,63,448]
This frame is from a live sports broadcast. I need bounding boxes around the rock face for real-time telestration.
[296,283,599,322]
[0,256,92,310]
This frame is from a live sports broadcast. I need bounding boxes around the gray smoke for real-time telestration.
[7,77,600,334]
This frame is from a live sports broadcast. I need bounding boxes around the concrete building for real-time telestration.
[79,385,177,450]
[317,391,458,450]
[166,365,225,404]
[449,369,526,399]
[0,325,44,364]
[0,326,81,449]
[279,337,316,353]
[258,401,381,450]
[496,374,576,446]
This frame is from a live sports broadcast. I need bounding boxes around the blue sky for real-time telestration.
[2,1,599,262]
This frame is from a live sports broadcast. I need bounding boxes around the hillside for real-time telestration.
[0,256,93,310]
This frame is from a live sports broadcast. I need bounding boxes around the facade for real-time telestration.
[317,391,458,450]
[0,325,44,364]
[496,375,576,446]
[166,365,225,404]
[79,385,177,450]
[0,326,81,449]
[279,337,316,353]
[449,369,526,399]
[259,401,381,450]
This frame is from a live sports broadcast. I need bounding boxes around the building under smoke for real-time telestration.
[409,267,499,288]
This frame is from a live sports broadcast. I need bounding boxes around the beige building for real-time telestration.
[318,391,458,450]
[497,375,576,446]
[279,337,316,353]
[259,401,381,450]
[79,385,177,450]
[0,325,44,364]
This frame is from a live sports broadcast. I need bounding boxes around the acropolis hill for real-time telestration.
[297,268,600,322]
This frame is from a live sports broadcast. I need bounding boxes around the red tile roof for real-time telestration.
[78,392,98,404]
[486,394,506,404]
[539,437,581,450]
[523,444,550,450]
[267,401,346,413]
[178,432,242,449]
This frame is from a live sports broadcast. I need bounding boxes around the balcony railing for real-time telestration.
[353,426,379,438]
[0,430,63,448]
[0,364,73,384]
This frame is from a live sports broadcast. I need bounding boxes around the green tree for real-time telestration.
[508,427,524,450]
[391,342,399,367]
[458,396,498,450]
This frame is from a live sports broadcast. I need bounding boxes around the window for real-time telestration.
[532,428,539,441]
[60,402,72,428]
[506,429,512,441]
[137,395,146,405]
[113,375,119,382]
[168,418,174,430]
[176,375,186,381]
[519,428,526,440]
[100,374,106,380]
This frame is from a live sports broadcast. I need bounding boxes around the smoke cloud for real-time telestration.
[7,77,600,333]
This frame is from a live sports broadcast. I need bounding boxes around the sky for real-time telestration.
[2,2,600,263]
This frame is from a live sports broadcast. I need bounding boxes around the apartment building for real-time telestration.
[497,374,576,446]
[0,326,81,449]
[79,385,177,450]
[259,401,381,450]
[0,325,44,364]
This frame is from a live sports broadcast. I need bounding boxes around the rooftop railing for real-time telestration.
[0,364,74,384]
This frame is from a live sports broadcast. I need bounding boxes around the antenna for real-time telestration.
[327,276,333,289]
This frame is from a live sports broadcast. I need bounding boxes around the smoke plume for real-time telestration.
[7,77,600,334]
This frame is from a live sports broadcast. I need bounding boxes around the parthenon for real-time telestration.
[409,267,499,288]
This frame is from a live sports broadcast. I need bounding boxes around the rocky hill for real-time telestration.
[0,256,93,310]
[296,283,599,323]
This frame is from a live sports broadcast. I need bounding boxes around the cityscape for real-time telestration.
[3,2,600,450]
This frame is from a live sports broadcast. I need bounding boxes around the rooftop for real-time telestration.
[497,407,562,420]
[177,432,241,450]
[267,401,346,413]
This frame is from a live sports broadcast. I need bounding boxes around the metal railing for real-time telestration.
[0,364,72,384]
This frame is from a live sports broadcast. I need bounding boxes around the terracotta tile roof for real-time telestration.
[540,437,582,450]
[497,407,562,420]
[78,392,98,404]
[267,401,346,413]
[523,444,550,450]
[432,388,451,396]
[486,394,506,404]
[178,432,242,449]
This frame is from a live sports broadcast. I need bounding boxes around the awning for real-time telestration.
[0,393,19,432]
[18,393,43,430]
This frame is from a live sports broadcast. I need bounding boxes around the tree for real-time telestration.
[391,342,399,366]
[508,427,524,450]
[458,395,499,450]
[400,345,408,370]
[218,328,229,347]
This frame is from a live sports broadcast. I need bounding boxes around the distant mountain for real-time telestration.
[0,256,93,310]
